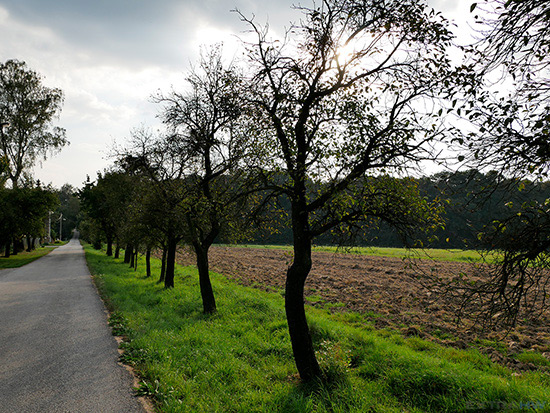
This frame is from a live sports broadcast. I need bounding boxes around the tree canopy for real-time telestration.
[0,59,68,188]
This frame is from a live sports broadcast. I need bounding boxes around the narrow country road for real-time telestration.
[0,238,145,412]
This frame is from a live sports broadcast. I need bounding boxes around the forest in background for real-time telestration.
[250,169,550,250]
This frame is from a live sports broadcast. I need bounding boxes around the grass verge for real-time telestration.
[85,244,550,412]
[0,242,65,269]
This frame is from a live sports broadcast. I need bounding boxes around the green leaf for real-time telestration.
[470,3,477,12]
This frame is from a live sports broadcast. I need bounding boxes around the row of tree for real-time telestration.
[81,0,549,382]
[0,182,81,257]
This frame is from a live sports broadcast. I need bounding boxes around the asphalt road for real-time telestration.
[0,238,144,412]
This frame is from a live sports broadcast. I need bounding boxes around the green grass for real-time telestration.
[515,351,550,368]
[0,243,64,269]
[223,244,487,263]
[85,245,550,412]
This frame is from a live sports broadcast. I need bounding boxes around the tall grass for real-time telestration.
[85,245,550,412]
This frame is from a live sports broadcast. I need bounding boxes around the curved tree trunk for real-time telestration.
[286,246,321,381]
[286,195,321,382]
[164,237,177,289]
[194,244,216,314]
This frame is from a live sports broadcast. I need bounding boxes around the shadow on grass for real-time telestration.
[273,374,379,413]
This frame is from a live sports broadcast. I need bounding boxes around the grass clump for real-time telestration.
[515,351,550,368]
[85,244,550,412]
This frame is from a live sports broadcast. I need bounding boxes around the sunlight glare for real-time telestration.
[336,41,357,64]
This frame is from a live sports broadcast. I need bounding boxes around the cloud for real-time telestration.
[4,0,473,188]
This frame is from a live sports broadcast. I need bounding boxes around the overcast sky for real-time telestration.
[0,0,475,189]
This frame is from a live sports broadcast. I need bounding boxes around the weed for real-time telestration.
[316,339,352,383]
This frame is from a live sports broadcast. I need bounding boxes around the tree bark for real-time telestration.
[194,244,217,313]
[106,235,113,256]
[146,246,151,277]
[114,244,120,259]
[159,247,166,284]
[285,196,321,382]
[4,240,10,258]
[123,244,132,263]
[129,247,135,268]
[164,237,177,288]
[12,237,18,255]
[133,247,138,271]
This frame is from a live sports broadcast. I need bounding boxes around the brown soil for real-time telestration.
[175,245,550,371]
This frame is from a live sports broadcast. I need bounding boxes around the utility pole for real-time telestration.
[48,211,52,243]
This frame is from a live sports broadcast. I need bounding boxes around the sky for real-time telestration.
[0,0,475,189]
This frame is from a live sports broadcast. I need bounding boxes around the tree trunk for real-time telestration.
[194,244,216,314]
[114,244,120,259]
[124,244,132,263]
[164,237,177,288]
[285,198,321,382]
[26,235,32,252]
[12,237,18,255]
[146,247,151,277]
[158,247,166,284]
[106,235,113,256]
[129,247,135,268]
[133,247,138,271]
[4,240,10,258]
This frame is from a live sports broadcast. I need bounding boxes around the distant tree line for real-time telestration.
[252,169,550,250]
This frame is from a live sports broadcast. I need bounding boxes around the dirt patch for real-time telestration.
[175,246,550,371]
